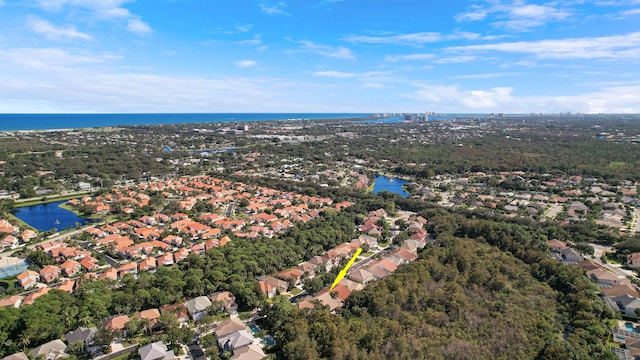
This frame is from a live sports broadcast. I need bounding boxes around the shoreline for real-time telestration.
[0,113,375,132]
[13,192,95,208]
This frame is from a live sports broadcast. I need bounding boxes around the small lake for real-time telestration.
[12,200,93,232]
[372,175,410,198]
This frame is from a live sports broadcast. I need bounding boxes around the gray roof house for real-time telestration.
[139,341,177,360]
[614,294,640,316]
[184,296,212,321]
[215,317,247,338]
[64,326,97,345]
[2,352,29,360]
[64,326,99,355]
[230,343,266,360]
[218,330,255,352]
[29,339,68,360]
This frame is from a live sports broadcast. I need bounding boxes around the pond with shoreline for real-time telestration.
[12,200,93,232]
[372,175,410,198]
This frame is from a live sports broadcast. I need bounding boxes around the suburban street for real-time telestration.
[590,243,638,280]
[544,203,564,220]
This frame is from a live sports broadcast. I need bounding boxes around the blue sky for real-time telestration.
[0,0,639,113]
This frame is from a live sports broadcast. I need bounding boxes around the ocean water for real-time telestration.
[0,113,370,131]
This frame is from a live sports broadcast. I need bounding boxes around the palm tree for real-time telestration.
[20,335,30,352]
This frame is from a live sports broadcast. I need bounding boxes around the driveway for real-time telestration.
[590,243,638,280]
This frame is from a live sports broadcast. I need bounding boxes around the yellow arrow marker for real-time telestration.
[330,247,362,291]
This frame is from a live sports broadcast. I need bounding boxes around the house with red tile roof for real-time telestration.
[20,230,38,243]
[200,213,225,224]
[118,262,138,278]
[0,295,23,308]
[172,213,189,221]
[295,262,317,278]
[0,235,19,249]
[547,239,568,252]
[85,227,107,238]
[190,243,205,256]
[159,304,189,324]
[201,228,222,239]
[277,268,304,287]
[113,222,132,231]
[57,279,75,293]
[103,315,129,332]
[0,219,18,234]
[39,265,61,283]
[174,248,190,263]
[161,235,183,247]
[328,285,351,301]
[219,235,231,246]
[98,267,118,281]
[22,287,50,306]
[157,252,174,267]
[134,227,162,240]
[17,270,39,289]
[100,224,120,234]
[139,257,157,272]
[38,240,64,253]
[61,259,82,277]
[140,216,157,226]
[257,276,288,298]
[80,257,99,271]
[154,213,170,223]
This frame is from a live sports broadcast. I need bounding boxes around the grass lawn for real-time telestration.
[610,161,627,168]
[4,212,35,231]
[13,192,94,207]
[289,288,303,295]
[362,251,375,257]
[605,253,621,264]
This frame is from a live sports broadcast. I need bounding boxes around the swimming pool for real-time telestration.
[625,322,638,332]
[249,323,261,334]
[264,335,276,347]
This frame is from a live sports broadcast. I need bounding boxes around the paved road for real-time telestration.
[633,208,640,233]
[590,243,639,280]
[544,203,564,220]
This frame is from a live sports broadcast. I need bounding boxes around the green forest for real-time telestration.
[261,212,618,360]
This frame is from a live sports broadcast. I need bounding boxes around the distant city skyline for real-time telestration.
[0,0,639,114]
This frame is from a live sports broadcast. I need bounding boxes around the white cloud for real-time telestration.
[412,84,514,109]
[236,24,253,32]
[595,0,640,5]
[27,16,91,40]
[343,31,491,47]
[455,1,573,31]
[453,72,522,79]
[385,53,435,62]
[237,35,263,46]
[455,5,488,21]
[259,2,289,15]
[295,40,355,59]
[344,32,445,46]
[621,8,640,15]
[446,32,640,60]
[0,47,119,71]
[235,60,257,68]
[433,56,477,64]
[36,0,152,34]
[127,18,152,34]
[409,83,640,113]
[312,71,356,78]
